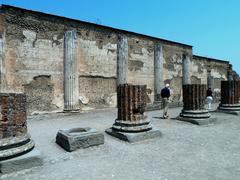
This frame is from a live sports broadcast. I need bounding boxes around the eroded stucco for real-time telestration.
[0,6,236,113]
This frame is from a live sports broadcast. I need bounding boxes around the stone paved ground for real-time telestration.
[1,104,240,180]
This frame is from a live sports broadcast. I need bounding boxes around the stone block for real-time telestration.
[56,127,104,152]
[105,128,161,143]
[0,149,43,174]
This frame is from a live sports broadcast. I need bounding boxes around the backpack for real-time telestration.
[161,87,170,98]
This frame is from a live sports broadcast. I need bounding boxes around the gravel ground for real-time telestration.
[1,104,240,180]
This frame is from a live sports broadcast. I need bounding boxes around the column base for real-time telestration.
[0,148,43,174]
[112,117,152,133]
[0,134,35,161]
[63,109,80,113]
[215,104,240,115]
[217,104,240,115]
[218,104,240,111]
[178,110,217,125]
[105,128,161,143]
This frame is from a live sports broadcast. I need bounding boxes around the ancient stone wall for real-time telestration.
[2,6,120,112]
[127,36,154,101]
[0,5,236,112]
[77,28,117,105]
[79,76,116,104]
[127,35,192,104]
[2,7,65,112]
[192,56,229,102]
[192,56,229,85]
[23,75,54,113]
[162,45,191,105]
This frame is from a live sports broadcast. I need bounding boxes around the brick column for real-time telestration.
[106,84,161,142]
[114,84,151,132]
[0,93,34,161]
[218,81,240,112]
[178,84,216,125]
[117,34,128,85]
[64,30,79,111]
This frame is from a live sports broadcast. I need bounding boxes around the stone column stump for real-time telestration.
[0,93,42,174]
[106,84,161,142]
[218,81,240,115]
[178,84,216,125]
[152,43,163,110]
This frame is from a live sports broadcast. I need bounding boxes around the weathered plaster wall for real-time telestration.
[77,29,117,103]
[192,56,229,86]
[2,6,194,112]
[162,45,192,104]
[2,6,120,112]
[3,8,65,112]
[23,75,54,113]
[127,36,192,104]
[79,76,116,104]
[1,5,236,113]
[189,57,208,84]
[208,60,229,103]
[128,36,155,101]
[192,56,229,102]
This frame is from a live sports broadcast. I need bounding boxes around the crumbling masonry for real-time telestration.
[106,84,161,142]
[218,81,240,112]
[0,5,239,113]
[0,93,34,160]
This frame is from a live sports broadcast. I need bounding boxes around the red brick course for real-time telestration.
[0,93,28,138]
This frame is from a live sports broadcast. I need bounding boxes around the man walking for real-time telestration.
[161,84,171,119]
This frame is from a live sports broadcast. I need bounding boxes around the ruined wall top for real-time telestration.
[0,4,193,49]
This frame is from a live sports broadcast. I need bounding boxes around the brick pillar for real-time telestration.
[106,84,161,142]
[0,93,34,161]
[117,34,128,85]
[113,84,151,132]
[64,30,79,111]
[178,84,215,125]
[218,81,240,111]
[154,43,163,102]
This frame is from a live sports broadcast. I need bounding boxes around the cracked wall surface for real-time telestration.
[192,56,229,102]
[23,75,55,113]
[0,5,236,112]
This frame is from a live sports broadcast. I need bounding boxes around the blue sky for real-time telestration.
[1,0,240,74]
